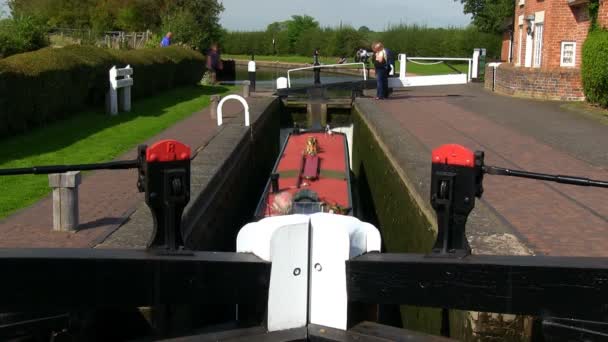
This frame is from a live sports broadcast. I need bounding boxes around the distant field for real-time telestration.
[223,54,469,76]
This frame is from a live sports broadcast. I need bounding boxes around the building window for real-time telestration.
[533,24,543,67]
[560,41,576,67]
[517,25,523,66]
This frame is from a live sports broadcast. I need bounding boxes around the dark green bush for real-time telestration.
[0,16,49,58]
[222,24,501,59]
[0,45,205,138]
[582,29,608,108]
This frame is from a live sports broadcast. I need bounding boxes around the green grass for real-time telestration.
[0,84,234,219]
[224,54,469,76]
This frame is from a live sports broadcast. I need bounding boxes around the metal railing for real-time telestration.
[286,62,367,88]
[399,54,474,81]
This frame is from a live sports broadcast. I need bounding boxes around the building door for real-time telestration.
[524,21,534,67]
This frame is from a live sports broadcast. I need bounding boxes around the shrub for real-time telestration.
[221,24,501,59]
[0,16,49,58]
[0,45,205,138]
[582,29,608,107]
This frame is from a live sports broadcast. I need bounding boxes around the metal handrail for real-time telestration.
[287,62,367,88]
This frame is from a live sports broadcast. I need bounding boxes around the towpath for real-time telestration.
[362,84,608,256]
[0,101,244,248]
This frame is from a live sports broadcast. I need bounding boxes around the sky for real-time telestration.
[219,0,472,31]
[0,0,472,29]
[0,0,8,18]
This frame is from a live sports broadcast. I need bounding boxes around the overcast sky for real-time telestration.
[1,0,471,29]
[220,0,471,31]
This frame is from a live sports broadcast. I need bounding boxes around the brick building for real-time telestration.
[487,0,608,100]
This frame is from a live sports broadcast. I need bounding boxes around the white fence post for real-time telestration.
[108,65,134,115]
[399,53,407,80]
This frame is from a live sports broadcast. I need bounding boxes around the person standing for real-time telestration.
[372,42,388,100]
[207,43,223,84]
[160,32,172,47]
[384,46,394,98]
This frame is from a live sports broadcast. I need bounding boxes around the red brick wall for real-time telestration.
[512,0,590,70]
[501,31,512,62]
[484,64,584,101]
[599,0,608,28]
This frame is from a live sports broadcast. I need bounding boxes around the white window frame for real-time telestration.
[533,24,543,68]
[517,25,523,66]
[560,41,577,67]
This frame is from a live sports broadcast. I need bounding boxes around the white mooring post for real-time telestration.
[248,59,257,92]
[217,94,250,127]
[108,65,134,115]
[49,172,82,232]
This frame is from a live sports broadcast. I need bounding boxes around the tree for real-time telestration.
[358,25,372,33]
[286,15,319,53]
[455,0,514,34]
[162,0,224,51]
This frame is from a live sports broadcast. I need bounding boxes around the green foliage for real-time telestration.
[455,0,514,34]
[8,0,223,42]
[0,84,232,219]
[286,15,319,53]
[582,29,608,108]
[0,16,49,58]
[0,45,205,138]
[160,0,224,51]
[589,0,601,31]
[380,24,501,58]
[222,23,501,59]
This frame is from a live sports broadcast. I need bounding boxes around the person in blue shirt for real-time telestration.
[160,32,172,47]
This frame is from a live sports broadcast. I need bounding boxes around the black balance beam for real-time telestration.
[347,253,608,320]
[0,248,270,311]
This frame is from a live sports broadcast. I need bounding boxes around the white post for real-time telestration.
[217,94,250,127]
[121,64,132,112]
[236,213,381,332]
[49,172,82,232]
[109,66,118,115]
[276,77,288,90]
[472,49,481,79]
[399,53,407,80]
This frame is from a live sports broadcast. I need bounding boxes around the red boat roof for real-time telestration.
[259,131,351,217]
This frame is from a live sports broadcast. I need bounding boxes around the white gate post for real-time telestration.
[121,64,132,112]
[109,66,118,115]
[399,53,407,80]
[472,49,481,79]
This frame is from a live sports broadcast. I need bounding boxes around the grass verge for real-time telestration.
[0,84,234,219]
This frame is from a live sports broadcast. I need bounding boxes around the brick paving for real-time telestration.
[0,100,243,248]
[375,84,608,256]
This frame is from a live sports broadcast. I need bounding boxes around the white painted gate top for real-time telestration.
[236,213,381,332]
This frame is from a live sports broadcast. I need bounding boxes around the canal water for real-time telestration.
[222,65,370,92]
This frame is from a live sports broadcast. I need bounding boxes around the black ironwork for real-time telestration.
[0,248,270,311]
[430,148,484,257]
[484,165,608,188]
[0,140,193,252]
[346,253,608,320]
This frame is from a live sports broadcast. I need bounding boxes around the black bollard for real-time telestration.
[248,55,256,93]
[270,173,280,193]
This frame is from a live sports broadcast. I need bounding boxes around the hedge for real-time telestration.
[582,29,608,108]
[0,45,205,138]
[222,25,502,59]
